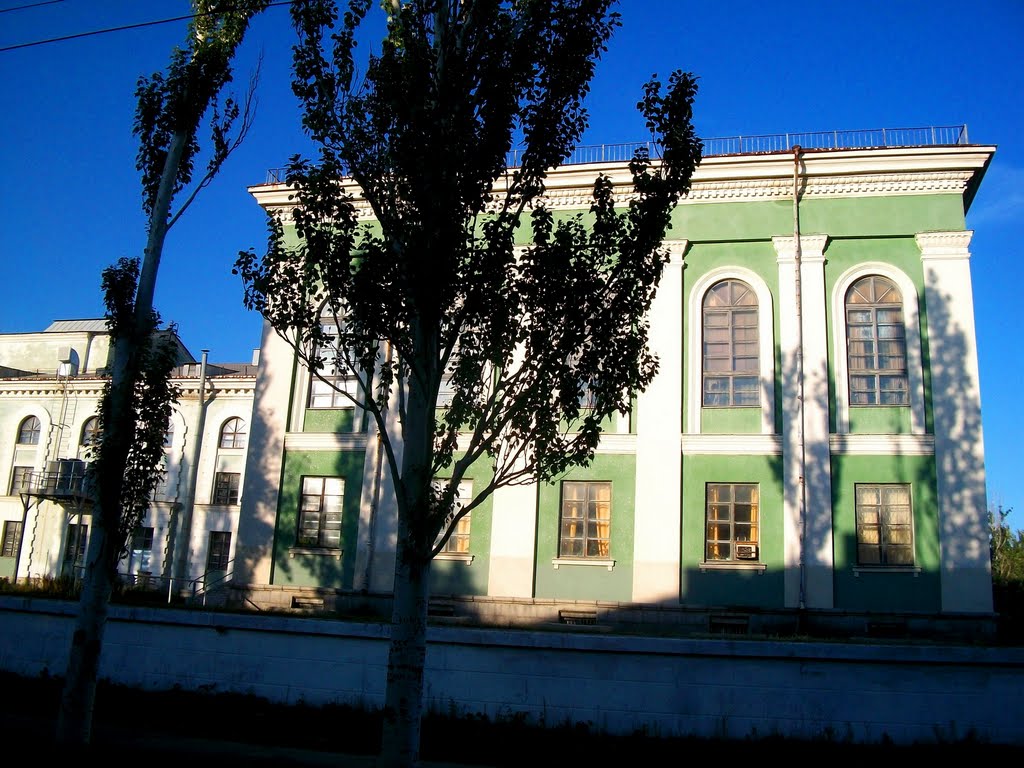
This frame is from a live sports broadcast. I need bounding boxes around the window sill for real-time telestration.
[853,566,921,576]
[700,405,761,409]
[552,558,615,571]
[434,552,475,565]
[699,561,767,573]
[288,547,342,560]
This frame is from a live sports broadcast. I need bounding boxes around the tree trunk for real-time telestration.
[54,520,117,744]
[55,333,138,744]
[379,530,431,768]
[55,131,188,746]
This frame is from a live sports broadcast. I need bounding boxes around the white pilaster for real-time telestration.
[916,231,992,613]
[773,234,833,610]
[486,478,539,597]
[632,240,686,602]
[234,321,292,586]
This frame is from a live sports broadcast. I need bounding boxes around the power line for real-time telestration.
[0,1,293,53]
[0,0,63,14]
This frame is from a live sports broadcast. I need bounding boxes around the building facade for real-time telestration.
[0,320,257,595]
[233,128,995,635]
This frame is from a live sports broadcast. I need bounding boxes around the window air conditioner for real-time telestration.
[735,544,758,560]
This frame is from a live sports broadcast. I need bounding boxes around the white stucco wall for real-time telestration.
[2,598,1021,747]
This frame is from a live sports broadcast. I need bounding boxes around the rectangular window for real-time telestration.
[856,484,914,566]
[212,472,241,505]
[308,321,362,408]
[9,466,31,495]
[128,526,154,573]
[298,477,344,548]
[435,479,473,554]
[705,483,759,562]
[2,521,22,558]
[64,523,88,565]
[559,481,611,558]
[206,531,232,572]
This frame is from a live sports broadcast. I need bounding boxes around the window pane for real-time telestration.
[847,277,909,408]
[559,481,610,558]
[704,483,759,562]
[855,484,914,567]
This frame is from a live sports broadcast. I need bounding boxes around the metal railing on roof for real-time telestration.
[265,124,970,184]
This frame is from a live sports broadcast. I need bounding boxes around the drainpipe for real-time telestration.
[173,350,209,592]
[792,147,808,612]
[362,341,392,590]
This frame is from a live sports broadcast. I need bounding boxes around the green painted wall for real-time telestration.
[270,450,366,589]
[831,454,940,612]
[681,453,785,608]
[534,453,636,601]
[0,557,15,580]
[671,194,965,242]
[303,409,357,433]
[848,406,912,434]
[701,407,761,434]
[430,457,494,597]
[823,237,934,434]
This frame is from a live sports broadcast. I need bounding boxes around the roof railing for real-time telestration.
[265,124,970,184]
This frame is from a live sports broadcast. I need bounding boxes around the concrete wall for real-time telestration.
[2,596,1021,747]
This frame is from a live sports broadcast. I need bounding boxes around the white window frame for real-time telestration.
[556,480,612,562]
[704,482,760,564]
[433,479,474,562]
[854,483,916,568]
[832,263,925,435]
[687,267,775,434]
[219,417,248,450]
[296,476,345,550]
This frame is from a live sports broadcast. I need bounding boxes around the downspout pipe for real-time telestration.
[173,350,210,591]
[362,341,392,591]
[792,146,808,612]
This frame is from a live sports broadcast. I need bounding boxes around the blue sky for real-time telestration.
[1,1,1021,523]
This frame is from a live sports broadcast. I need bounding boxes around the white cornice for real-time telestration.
[916,230,974,259]
[284,432,370,452]
[250,145,995,217]
[682,434,783,455]
[829,434,935,456]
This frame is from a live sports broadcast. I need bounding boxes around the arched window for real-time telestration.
[219,417,247,449]
[80,417,100,447]
[163,420,175,447]
[702,280,759,407]
[845,275,908,406]
[17,416,41,445]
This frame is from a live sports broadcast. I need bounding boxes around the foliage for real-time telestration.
[57,1,270,747]
[93,258,181,561]
[236,0,703,552]
[989,504,1024,642]
[989,504,1024,584]
[134,0,269,229]
[235,0,701,763]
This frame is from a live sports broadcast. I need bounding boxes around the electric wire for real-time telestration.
[0,0,64,15]
[0,1,293,53]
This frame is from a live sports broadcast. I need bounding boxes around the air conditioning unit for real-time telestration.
[735,544,758,560]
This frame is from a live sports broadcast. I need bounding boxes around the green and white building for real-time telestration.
[233,126,996,637]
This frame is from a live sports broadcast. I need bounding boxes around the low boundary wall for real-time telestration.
[1,597,1022,746]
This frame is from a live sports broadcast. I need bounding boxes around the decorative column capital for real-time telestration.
[663,239,690,266]
[772,234,829,265]
[916,231,973,261]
